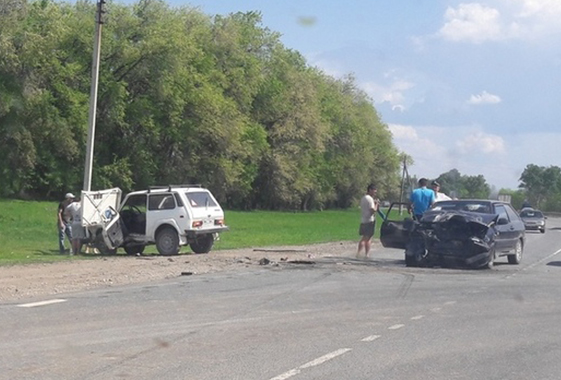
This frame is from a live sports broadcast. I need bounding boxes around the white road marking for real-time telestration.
[17,299,67,308]
[444,301,457,305]
[431,307,442,312]
[523,248,561,271]
[388,324,404,330]
[299,348,352,369]
[361,335,381,342]
[411,315,424,320]
[270,369,301,380]
[504,248,561,280]
[269,348,352,380]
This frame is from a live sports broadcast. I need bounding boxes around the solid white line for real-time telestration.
[523,248,561,271]
[17,299,67,308]
[388,324,404,330]
[269,348,352,380]
[269,369,301,380]
[361,335,381,342]
[411,315,424,320]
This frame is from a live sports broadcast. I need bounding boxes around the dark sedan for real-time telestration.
[519,208,546,233]
[380,200,525,269]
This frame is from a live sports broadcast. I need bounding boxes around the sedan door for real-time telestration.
[380,202,413,249]
[493,204,518,252]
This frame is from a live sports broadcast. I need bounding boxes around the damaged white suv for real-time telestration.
[81,185,229,255]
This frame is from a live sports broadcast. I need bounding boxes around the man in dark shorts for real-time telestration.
[357,184,379,257]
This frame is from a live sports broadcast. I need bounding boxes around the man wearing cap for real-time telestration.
[57,193,74,254]
[431,181,451,202]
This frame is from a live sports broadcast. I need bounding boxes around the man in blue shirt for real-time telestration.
[409,178,435,220]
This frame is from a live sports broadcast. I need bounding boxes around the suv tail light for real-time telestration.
[214,219,225,226]
[192,220,203,228]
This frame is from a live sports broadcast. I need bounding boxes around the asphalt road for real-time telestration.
[2,219,561,380]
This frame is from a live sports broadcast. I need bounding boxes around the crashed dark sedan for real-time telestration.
[380,200,525,269]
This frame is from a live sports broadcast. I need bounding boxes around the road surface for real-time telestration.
[2,219,561,379]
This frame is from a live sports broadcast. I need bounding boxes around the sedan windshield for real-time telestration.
[520,210,543,218]
[431,201,491,214]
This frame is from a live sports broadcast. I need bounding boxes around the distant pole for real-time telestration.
[83,0,106,191]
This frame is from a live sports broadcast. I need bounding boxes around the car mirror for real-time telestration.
[545,216,548,219]
[497,217,509,225]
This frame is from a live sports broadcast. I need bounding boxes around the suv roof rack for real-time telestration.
[148,184,202,193]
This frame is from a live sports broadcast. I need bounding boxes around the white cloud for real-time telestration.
[468,90,502,105]
[438,3,505,43]
[436,1,561,43]
[362,78,414,109]
[389,123,520,188]
[456,131,506,154]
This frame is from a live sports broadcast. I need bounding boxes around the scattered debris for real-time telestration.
[287,260,315,265]
[258,258,271,265]
[181,271,194,276]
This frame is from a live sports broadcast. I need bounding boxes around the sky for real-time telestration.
[164,0,561,190]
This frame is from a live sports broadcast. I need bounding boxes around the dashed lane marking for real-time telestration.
[17,299,67,308]
[411,315,424,320]
[361,335,381,342]
[388,324,404,330]
[269,348,352,380]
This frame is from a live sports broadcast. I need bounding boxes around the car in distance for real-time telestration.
[380,200,525,269]
[519,208,546,233]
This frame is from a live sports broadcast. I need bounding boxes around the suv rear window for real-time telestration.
[186,191,217,208]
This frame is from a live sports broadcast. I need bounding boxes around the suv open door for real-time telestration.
[379,202,413,249]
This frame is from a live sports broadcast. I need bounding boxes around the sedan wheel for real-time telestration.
[507,240,523,265]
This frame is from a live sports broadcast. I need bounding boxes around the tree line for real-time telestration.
[2,1,557,212]
[0,0,402,210]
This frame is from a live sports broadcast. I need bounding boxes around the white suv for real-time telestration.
[82,185,228,255]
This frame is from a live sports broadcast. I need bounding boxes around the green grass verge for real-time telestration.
[0,199,393,265]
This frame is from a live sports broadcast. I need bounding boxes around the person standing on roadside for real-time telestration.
[65,196,85,255]
[357,183,379,258]
[409,178,435,221]
[431,181,451,202]
[57,193,74,254]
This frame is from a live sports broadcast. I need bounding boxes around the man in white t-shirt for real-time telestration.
[357,183,379,258]
[431,181,451,202]
[65,197,85,255]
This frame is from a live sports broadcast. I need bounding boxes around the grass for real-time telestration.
[0,199,391,266]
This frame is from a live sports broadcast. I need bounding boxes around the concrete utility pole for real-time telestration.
[83,0,106,191]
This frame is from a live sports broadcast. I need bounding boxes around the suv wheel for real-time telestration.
[190,234,214,254]
[156,227,180,256]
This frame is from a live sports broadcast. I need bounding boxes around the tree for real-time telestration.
[519,164,561,210]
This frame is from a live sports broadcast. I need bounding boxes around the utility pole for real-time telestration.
[83,0,106,191]
[399,155,407,214]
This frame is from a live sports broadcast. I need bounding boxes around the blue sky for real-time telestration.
[165,0,561,190]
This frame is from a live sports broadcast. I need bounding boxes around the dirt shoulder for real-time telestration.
[0,241,362,302]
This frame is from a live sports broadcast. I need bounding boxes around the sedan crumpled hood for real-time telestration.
[409,210,499,267]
